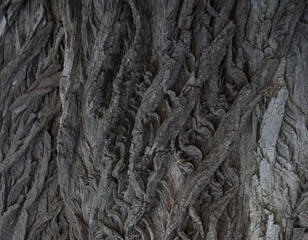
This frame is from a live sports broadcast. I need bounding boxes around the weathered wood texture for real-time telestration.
[0,0,308,239]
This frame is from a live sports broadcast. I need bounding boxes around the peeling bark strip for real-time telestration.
[0,0,307,239]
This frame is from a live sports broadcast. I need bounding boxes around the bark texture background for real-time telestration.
[0,0,308,239]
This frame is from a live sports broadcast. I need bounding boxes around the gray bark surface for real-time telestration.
[0,0,308,239]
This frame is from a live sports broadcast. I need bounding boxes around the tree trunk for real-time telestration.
[0,0,308,239]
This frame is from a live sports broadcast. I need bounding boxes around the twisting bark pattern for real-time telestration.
[0,0,308,239]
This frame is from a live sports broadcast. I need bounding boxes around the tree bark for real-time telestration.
[0,0,308,239]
